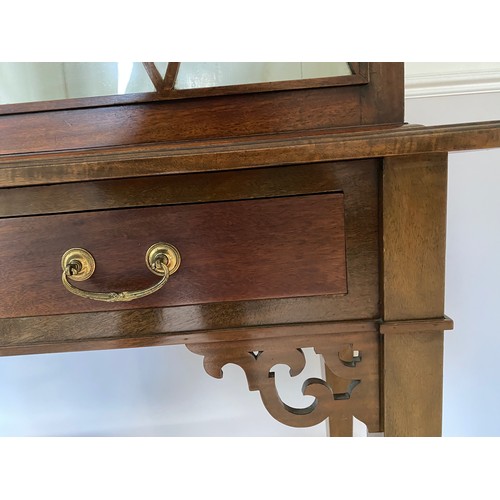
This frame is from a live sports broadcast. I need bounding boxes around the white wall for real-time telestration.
[405,91,500,436]
[1,64,499,436]
[0,343,326,436]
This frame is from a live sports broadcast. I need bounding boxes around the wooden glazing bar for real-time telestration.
[142,62,165,92]
[162,62,180,91]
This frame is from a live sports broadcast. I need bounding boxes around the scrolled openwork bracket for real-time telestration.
[187,331,379,435]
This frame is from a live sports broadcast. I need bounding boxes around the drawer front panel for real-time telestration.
[0,193,347,319]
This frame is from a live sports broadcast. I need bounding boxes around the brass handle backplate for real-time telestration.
[61,242,181,302]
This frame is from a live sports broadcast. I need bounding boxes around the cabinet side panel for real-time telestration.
[382,153,448,436]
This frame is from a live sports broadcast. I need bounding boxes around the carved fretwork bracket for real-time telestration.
[187,331,380,435]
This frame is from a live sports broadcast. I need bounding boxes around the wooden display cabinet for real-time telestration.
[0,62,499,436]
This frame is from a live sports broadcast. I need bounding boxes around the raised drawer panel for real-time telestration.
[0,193,347,319]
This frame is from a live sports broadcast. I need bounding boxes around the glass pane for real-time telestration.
[175,62,352,89]
[0,62,156,105]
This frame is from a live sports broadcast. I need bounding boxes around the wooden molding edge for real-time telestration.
[0,318,379,356]
[406,69,500,99]
[379,316,454,335]
[1,121,500,188]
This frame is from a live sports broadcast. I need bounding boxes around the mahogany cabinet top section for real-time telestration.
[0,63,404,156]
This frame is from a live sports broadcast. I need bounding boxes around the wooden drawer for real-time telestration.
[0,192,347,319]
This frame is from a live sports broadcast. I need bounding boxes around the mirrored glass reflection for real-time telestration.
[0,62,156,105]
[175,62,352,89]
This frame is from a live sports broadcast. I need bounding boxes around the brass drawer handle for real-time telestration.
[61,243,181,302]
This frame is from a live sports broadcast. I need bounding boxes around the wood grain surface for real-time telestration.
[188,330,380,433]
[1,120,499,189]
[382,153,448,436]
[0,193,347,319]
[0,63,403,156]
[380,316,453,335]
[0,159,380,352]
[0,317,377,356]
[0,161,363,218]
[382,154,447,320]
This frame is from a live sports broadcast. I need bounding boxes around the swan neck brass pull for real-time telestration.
[61,243,181,302]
